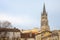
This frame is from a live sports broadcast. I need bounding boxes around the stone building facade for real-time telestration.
[21,32,35,40]
[0,28,21,40]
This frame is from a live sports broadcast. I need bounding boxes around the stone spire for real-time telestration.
[43,3,46,13]
[41,3,50,32]
[42,3,47,15]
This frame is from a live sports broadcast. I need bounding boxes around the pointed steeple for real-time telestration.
[43,3,46,14]
[43,3,46,12]
[41,3,50,32]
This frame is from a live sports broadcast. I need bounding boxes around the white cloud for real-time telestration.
[0,12,38,26]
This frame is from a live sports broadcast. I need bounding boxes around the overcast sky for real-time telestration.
[0,0,60,30]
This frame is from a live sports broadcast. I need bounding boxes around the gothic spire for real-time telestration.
[43,3,46,14]
[41,3,50,32]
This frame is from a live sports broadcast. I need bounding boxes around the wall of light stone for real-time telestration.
[0,32,21,40]
[35,34,41,40]
[21,38,35,40]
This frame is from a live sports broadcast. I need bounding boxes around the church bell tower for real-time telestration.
[41,4,50,32]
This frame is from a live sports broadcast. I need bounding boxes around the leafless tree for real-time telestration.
[2,21,12,28]
[0,21,12,38]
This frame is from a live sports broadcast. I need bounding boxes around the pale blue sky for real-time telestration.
[0,0,60,30]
